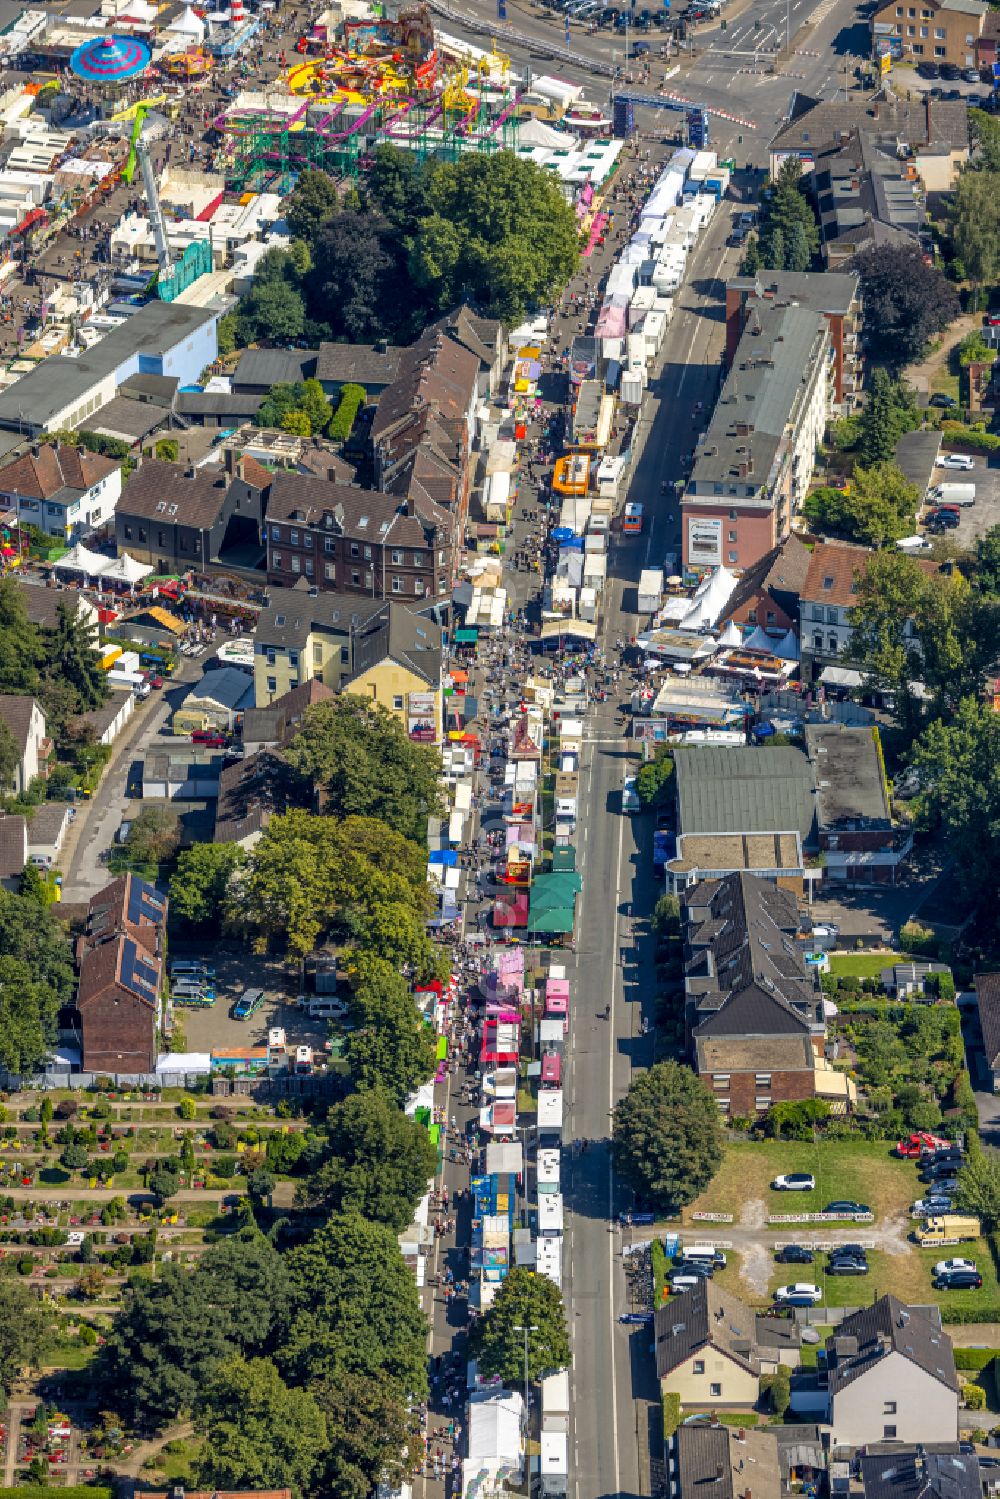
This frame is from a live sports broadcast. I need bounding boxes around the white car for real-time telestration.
[933,1257,977,1277]
[65,1232,84,1247]
[772,1173,816,1191]
[937,454,975,471]
[774,1283,822,1305]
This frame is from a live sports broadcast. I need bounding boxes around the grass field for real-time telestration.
[685,1140,919,1224]
[827,952,904,980]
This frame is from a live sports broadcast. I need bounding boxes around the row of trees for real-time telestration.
[234,146,580,348]
[742,158,819,274]
[0,579,107,747]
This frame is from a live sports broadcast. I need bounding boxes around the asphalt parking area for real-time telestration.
[922,455,1000,546]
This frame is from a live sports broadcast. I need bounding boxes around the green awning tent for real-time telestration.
[527,870,582,935]
[455,628,479,644]
[551,846,577,873]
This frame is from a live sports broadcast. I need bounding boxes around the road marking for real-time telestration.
[607,798,627,1499]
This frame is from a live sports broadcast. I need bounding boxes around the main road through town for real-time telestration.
[529,2,876,1494]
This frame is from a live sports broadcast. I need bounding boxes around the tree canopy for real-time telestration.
[950,170,1000,295]
[757,159,819,271]
[0,1284,52,1398]
[194,1356,327,1499]
[341,951,437,1105]
[853,245,960,368]
[474,1267,571,1384]
[911,698,1000,910]
[0,886,75,1074]
[297,1086,437,1231]
[612,1061,725,1211]
[169,843,246,928]
[803,461,919,546]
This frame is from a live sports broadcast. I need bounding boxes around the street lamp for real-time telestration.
[513,1322,540,1431]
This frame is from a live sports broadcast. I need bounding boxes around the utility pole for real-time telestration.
[514,1322,539,1434]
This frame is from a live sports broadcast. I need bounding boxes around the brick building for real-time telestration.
[683,871,856,1116]
[264,473,452,602]
[725,271,862,410]
[805,723,912,885]
[73,874,166,1076]
[714,532,811,640]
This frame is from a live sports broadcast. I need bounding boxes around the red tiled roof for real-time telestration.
[0,443,118,500]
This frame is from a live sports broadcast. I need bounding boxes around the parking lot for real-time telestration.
[166,942,330,1052]
[920,454,1000,547]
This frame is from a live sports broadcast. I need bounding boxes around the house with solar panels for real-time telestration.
[74,874,166,1076]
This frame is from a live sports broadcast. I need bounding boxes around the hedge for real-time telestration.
[955,1348,1000,1370]
[0,1491,113,1499]
[328,382,367,442]
[940,421,1000,454]
[940,1304,1000,1323]
[662,1391,681,1440]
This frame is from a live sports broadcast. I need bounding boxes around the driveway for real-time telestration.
[921,454,1000,548]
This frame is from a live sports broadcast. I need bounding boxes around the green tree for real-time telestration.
[341,952,437,1105]
[975,525,1000,597]
[367,144,431,234]
[758,158,818,270]
[284,168,340,244]
[154,438,180,463]
[612,1061,724,1211]
[298,1087,437,1231]
[194,1355,326,1498]
[969,108,1000,172]
[312,1372,421,1499]
[0,1286,51,1399]
[0,717,19,792]
[0,578,41,696]
[786,219,810,272]
[309,212,412,343]
[474,1267,570,1384]
[236,278,306,348]
[281,409,312,437]
[740,233,761,276]
[857,368,918,466]
[124,805,181,867]
[951,171,1000,300]
[912,698,1000,908]
[298,377,332,434]
[42,597,108,717]
[283,1212,427,1395]
[0,952,63,1075]
[762,224,784,272]
[955,1151,1000,1228]
[169,843,245,927]
[257,381,308,430]
[284,695,443,842]
[839,460,920,546]
[635,748,674,807]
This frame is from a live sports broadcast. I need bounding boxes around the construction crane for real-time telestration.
[135,136,173,276]
[133,134,214,300]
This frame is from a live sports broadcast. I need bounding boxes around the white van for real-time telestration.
[680,1244,727,1267]
[928,482,976,506]
[307,996,349,1020]
[170,959,213,978]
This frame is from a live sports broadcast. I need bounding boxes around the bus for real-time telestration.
[622,502,643,535]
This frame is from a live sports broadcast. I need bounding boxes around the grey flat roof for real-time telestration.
[895,429,941,494]
[728,269,859,317]
[805,724,890,828]
[0,303,217,432]
[674,745,817,840]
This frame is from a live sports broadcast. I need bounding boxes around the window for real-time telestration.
[266,676,277,694]
[934,43,945,52]
[765,611,775,625]
[363,545,372,560]
[124,526,133,541]
[139,528,147,543]
[826,606,838,624]
[304,533,313,549]
[934,25,944,34]
[304,558,314,577]
[351,570,361,586]
[813,633,823,651]
[325,564,335,581]
[414,579,425,596]
[828,635,838,654]
[894,5,902,11]
[288,652,299,668]
[413,552,425,567]
[290,530,299,546]
[392,695,404,710]
[747,610,757,623]
[350,543,360,558]
[341,646,350,665]
[157,531,166,547]
[710,1385,722,1398]
[272,552,282,569]
[755,1097,772,1110]
[177,534,185,551]
[313,644,323,664]
[729,509,737,520]
[717,1098,730,1111]
[884,1427,897,1441]
[713,1074,730,1088]
[325,538,335,554]
[365,570,373,588]
[884,1402,897,1415]
[271,526,282,541]
[392,576,403,593]
[291,557,301,574]
[391,550,404,565]
[693,1361,705,1375]
[728,530,737,542]
[912,39,922,47]
[920,27,928,36]
[965,31,974,41]
[755,1074,771,1087]
[266,650,276,667]
[728,550,738,563]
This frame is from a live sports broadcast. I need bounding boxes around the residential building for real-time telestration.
[0,442,121,540]
[682,298,832,573]
[665,831,808,898]
[859,1446,982,1499]
[115,452,268,571]
[805,724,912,885]
[974,971,1000,1091]
[74,874,167,1078]
[880,960,951,997]
[673,745,818,846]
[231,348,317,395]
[872,0,989,66]
[715,533,812,639]
[725,271,862,408]
[253,586,380,704]
[265,471,453,603]
[770,97,969,194]
[799,540,943,675]
[315,339,402,399]
[683,871,856,1116]
[9,581,99,633]
[214,748,298,849]
[345,603,443,742]
[808,130,930,270]
[0,694,49,793]
[0,301,218,438]
[653,1280,763,1410]
[671,1424,781,1499]
[0,812,27,888]
[171,667,255,735]
[241,678,335,753]
[26,803,69,868]
[825,1296,958,1447]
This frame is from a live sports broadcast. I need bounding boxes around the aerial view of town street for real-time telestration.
[4,0,1000,1494]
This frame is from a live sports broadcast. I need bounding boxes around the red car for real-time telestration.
[896,1132,950,1158]
[191,730,227,747]
[145,672,165,689]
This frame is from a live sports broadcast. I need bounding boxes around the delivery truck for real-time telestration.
[913,1215,981,1246]
[928,482,976,506]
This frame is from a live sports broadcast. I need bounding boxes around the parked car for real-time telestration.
[937,453,975,471]
[192,729,228,747]
[934,1257,977,1277]
[912,1197,955,1217]
[917,59,940,76]
[775,1245,814,1264]
[668,1274,705,1294]
[935,1269,982,1289]
[774,1283,822,1305]
[921,1160,962,1180]
[940,62,961,78]
[829,1243,867,1260]
[926,508,961,529]
[671,1258,714,1278]
[232,988,266,1022]
[772,1173,816,1191]
[826,1256,869,1276]
[145,672,166,689]
[823,1200,871,1216]
[930,393,958,407]
[897,1132,951,1158]
[963,67,980,82]
[984,312,1000,328]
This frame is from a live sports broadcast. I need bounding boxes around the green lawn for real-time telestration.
[44,1340,97,1370]
[797,1326,832,1367]
[686,1140,918,1225]
[827,952,904,980]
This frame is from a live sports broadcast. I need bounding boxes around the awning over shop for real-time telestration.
[538,619,598,643]
[819,665,864,688]
[455,628,479,644]
[526,871,582,935]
